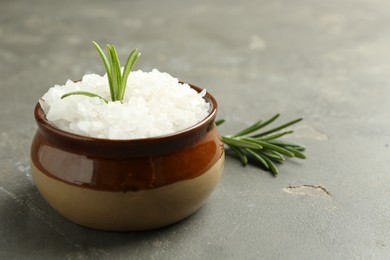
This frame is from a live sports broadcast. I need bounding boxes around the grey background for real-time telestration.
[1,0,390,259]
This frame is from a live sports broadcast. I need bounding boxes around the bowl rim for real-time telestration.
[34,83,218,157]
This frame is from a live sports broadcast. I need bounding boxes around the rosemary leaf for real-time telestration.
[251,117,303,138]
[61,91,108,103]
[268,139,305,150]
[229,145,248,166]
[260,149,285,161]
[242,137,295,157]
[222,136,263,149]
[283,146,306,159]
[244,148,269,169]
[215,119,225,126]
[232,120,263,137]
[291,146,306,152]
[258,153,279,175]
[113,46,122,99]
[107,44,121,100]
[252,113,280,131]
[119,48,140,100]
[258,130,293,141]
[92,41,114,101]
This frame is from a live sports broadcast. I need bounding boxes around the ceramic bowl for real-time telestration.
[30,84,224,231]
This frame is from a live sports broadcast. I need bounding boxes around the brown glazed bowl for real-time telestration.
[30,84,224,231]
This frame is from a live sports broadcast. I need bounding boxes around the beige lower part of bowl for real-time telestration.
[31,154,224,231]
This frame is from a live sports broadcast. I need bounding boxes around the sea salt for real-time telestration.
[39,69,210,139]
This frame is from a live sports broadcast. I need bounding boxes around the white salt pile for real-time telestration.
[39,69,210,139]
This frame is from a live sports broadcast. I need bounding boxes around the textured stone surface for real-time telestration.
[2,0,390,259]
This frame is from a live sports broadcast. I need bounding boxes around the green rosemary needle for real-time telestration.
[217,114,306,175]
[61,41,141,102]
[61,91,109,103]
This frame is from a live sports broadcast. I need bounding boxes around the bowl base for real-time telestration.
[31,154,224,231]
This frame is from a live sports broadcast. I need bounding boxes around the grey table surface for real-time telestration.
[1,0,390,259]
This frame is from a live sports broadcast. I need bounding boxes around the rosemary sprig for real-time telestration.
[217,114,305,175]
[61,41,141,102]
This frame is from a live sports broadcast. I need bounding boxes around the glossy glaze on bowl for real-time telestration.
[31,84,224,231]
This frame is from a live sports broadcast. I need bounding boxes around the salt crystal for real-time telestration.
[39,69,210,139]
